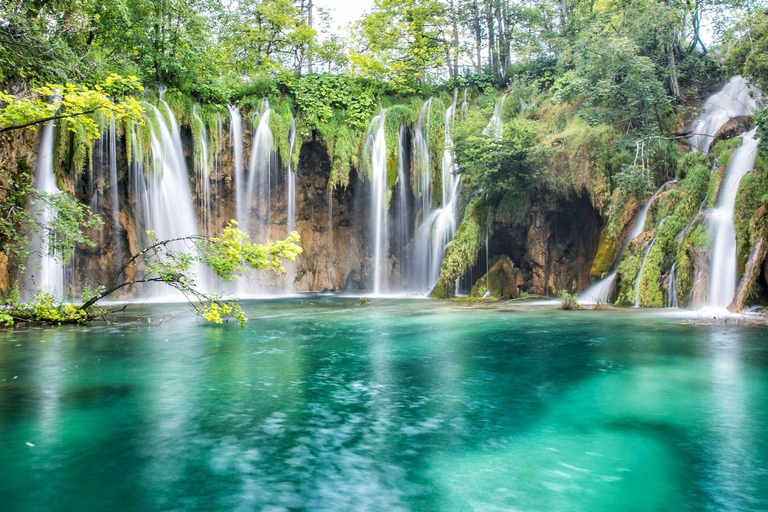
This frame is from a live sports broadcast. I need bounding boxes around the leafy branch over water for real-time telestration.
[1,222,302,327]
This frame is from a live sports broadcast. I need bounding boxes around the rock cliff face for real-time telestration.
[0,128,40,296]
[0,120,613,299]
[490,193,602,297]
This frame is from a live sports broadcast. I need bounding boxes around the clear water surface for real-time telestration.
[1,298,768,511]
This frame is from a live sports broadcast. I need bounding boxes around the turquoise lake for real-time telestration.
[1,298,768,511]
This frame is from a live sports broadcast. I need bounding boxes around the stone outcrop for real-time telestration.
[711,115,753,148]
[690,247,711,308]
[729,231,768,312]
[469,255,521,298]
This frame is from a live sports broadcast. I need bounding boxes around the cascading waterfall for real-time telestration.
[411,95,460,293]
[107,119,122,263]
[707,129,760,309]
[413,99,432,225]
[192,105,212,236]
[579,180,675,303]
[365,109,388,294]
[228,106,245,227]
[134,91,209,296]
[93,117,122,267]
[246,99,275,241]
[689,76,756,154]
[483,94,507,138]
[27,121,65,298]
[414,94,459,292]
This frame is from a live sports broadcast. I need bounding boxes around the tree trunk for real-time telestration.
[485,0,498,79]
[307,0,314,74]
[668,40,683,101]
[450,0,459,77]
[472,1,483,73]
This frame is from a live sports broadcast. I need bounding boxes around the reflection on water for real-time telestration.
[1,299,768,511]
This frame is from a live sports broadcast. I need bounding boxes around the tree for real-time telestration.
[0,75,144,272]
[350,0,448,89]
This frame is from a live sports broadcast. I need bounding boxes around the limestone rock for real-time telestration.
[469,255,520,298]
[711,115,753,149]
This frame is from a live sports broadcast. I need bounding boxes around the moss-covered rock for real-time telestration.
[469,255,520,298]
[430,198,486,298]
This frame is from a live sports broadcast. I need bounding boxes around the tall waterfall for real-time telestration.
[413,99,432,227]
[133,93,209,295]
[579,181,674,304]
[483,94,507,138]
[411,95,460,293]
[395,123,410,288]
[192,105,212,236]
[28,122,65,298]
[689,76,756,154]
[286,116,297,236]
[246,99,276,241]
[228,106,245,227]
[365,109,388,294]
[93,117,122,268]
[707,129,759,309]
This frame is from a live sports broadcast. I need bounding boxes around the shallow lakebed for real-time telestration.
[1,298,767,511]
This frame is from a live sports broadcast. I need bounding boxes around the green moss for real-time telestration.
[674,222,708,306]
[615,243,643,306]
[636,241,664,307]
[733,150,768,274]
[430,198,486,298]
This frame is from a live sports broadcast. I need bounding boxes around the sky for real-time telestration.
[313,0,374,34]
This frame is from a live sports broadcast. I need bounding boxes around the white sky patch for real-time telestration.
[314,0,374,35]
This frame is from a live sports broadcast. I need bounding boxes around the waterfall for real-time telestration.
[286,116,297,236]
[134,93,209,295]
[483,94,507,139]
[707,129,759,309]
[108,119,122,264]
[192,105,212,236]
[227,106,245,228]
[395,123,410,288]
[689,76,756,154]
[365,109,388,294]
[411,94,461,293]
[413,99,432,226]
[27,122,65,298]
[667,262,679,308]
[579,180,675,304]
[460,88,468,120]
[246,99,275,241]
[93,117,122,269]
